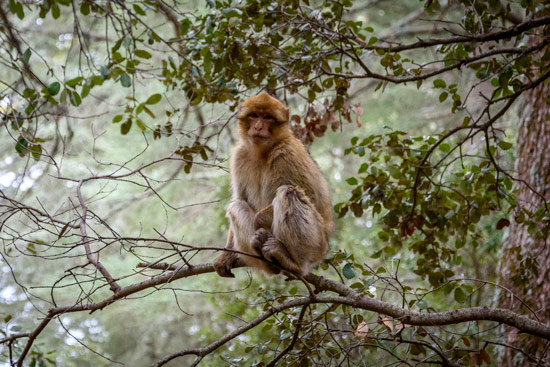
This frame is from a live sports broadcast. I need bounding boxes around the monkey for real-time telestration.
[212,92,333,278]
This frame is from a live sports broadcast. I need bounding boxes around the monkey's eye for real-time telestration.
[249,112,259,118]
[264,115,274,121]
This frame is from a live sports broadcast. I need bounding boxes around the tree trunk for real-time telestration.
[498,67,550,365]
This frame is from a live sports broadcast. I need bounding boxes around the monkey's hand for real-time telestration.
[251,228,270,250]
[213,252,239,278]
[250,229,281,274]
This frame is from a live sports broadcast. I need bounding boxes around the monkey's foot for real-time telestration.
[213,252,238,278]
[260,238,301,275]
[251,228,270,251]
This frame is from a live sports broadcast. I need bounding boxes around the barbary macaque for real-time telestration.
[213,92,333,277]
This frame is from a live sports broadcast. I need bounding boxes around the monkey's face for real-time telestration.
[245,112,279,145]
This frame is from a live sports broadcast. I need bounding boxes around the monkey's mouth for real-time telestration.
[249,134,268,144]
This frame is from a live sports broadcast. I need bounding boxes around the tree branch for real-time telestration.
[7,262,550,367]
[354,15,550,52]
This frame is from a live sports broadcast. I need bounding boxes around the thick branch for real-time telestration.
[8,262,550,367]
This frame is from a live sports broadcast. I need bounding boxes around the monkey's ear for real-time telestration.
[279,106,290,124]
[237,103,249,122]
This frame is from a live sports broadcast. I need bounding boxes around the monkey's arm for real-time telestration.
[213,200,255,278]
[213,226,245,278]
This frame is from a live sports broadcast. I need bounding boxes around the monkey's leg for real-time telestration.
[263,185,327,275]
[217,200,280,275]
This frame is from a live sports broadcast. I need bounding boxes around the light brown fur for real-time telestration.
[213,92,333,277]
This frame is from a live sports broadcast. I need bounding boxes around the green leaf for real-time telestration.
[22,48,31,64]
[14,2,24,19]
[142,106,155,118]
[52,4,60,19]
[346,177,358,185]
[222,8,242,17]
[80,2,90,15]
[135,49,152,59]
[100,66,110,80]
[439,92,448,103]
[112,115,123,123]
[120,73,132,88]
[136,119,147,131]
[9,0,16,14]
[433,79,446,88]
[498,141,513,150]
[368,37,378,45]
[377,231,389,241]
[121,119,132,135]
[454,287,466,303]
[48,82,60,95]
[31,145,42,160]
[69,91,81,106]
[66,77,83,87]
[180,19,191,35]
[342,263,356,279]
[280,331,293,340]
[133,4,146,15]
[123,37,132,49]
[438,143,451,153]
[15,137,29,156]
[145,93,162,105]
[81,83,91,98]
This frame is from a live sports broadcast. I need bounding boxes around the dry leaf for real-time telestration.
[354,321,369,339]
[351,104,364,127]
[379,317,393,332]
[479,349,491,364]
[469,353,482,366]
[395,323,409,332]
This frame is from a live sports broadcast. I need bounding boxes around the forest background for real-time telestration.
[0,0,549,366]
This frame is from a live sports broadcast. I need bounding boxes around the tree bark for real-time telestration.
[498,57,550,365]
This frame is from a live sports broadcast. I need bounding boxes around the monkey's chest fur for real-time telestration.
[230,141,324,214]
[232,155,278,212]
